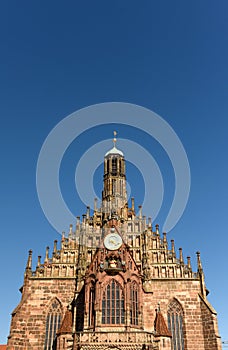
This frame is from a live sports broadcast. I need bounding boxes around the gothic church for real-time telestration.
[7,138,221,350]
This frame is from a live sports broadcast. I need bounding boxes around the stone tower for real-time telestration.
[102,131,128,222]
[7,137,222,350]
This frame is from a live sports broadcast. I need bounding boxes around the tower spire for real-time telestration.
[102,134,127,224]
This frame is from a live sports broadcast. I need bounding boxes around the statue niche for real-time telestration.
[104,252,123,275]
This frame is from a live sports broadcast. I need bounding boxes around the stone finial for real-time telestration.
[155,224,159,236]
[53,240,57,254]
[138,205,142,218]
[187,256,192,270]
[171,239,175,255]
[76,217,80,230]
[179,248,184,264]
[25,249,32,277]
[197,251,203,272]
[45,246,49,263]
[26,249,32,270]
[69,224,73,239]
[163,232,167,243]
[148,217,152,228]
[37,256,41,268]
[86,206,90,219]
[197,251,206,297]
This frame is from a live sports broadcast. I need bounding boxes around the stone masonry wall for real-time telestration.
[200,297,222,350]
[7,277,75,350]
[143,279,206,350]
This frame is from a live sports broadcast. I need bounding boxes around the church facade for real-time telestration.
[7,141,221,350]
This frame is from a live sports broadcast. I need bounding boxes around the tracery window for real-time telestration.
[167,299,185,350]
[130,282,139,325]
[102,279,125,324]
[44,299,62,350]
[88,286,95,328]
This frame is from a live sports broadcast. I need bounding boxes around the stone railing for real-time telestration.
[73,330,157,347]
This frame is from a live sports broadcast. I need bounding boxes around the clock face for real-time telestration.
[104,233,122,250]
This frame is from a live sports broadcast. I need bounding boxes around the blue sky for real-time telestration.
[1,0,228,345]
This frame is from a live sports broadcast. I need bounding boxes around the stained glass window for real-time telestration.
[44,299,62,350]
[167,299,185,350]
[102,279,125,324]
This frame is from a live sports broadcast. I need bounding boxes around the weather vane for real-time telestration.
[113,130,117,147]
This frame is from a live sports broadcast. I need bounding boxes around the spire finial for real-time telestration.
[197,251,203,272]
[113,130,117,147]
[26,249,33,270]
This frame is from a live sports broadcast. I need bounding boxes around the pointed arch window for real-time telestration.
[167,299,185,350]
[44,299,62,350]
[102,279,125,324]
[130,282,139,325]
[88,286,95,328]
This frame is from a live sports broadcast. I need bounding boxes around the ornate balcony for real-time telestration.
[73,331,159,350]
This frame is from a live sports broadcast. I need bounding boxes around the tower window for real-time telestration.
[167,299,185,350]
[130,282,139,325]
[112,158,117,175]
[44,299,62,350]
[102,279,125,324]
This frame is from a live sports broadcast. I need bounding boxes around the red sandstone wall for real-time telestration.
[143,280,206,350]
[200,297,222,350]
[7,276,222,350]
[7,278,75,350]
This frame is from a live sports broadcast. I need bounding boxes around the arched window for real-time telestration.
[102,279,125,325]
[119,159,122,174]
[112,157,117,175]
[88,286,95,328]
[130,282,139,325]
[167,299,185,350]
[44,299,62,350]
